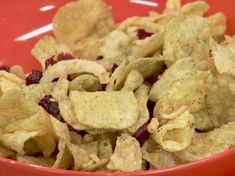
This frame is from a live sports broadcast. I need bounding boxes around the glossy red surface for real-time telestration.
[0,0,235,176]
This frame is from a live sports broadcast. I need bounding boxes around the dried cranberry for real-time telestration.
[52,78,59,82]
[146,64,167,85]
[79,130,88,137]
[147,100,155,119]
[38,95,60,117]
[67,75,72,81]
[51,142,59,159]
[111,64,118,73]
[133,122,150,146]
[26,70,43,85]
[29,151,43,157]
[159,64,167,74]
[45,53,74,70]
[137,29,153,40]
[57,53,74,61]
[146,161,150,170]
[195,129,208,133]
[0,65,10,72]
[146,75,161,86]
[45,56,56,69]
[96,55,103,60]
[101,84,106,91]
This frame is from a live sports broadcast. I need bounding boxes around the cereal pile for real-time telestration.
[0,0,234,172]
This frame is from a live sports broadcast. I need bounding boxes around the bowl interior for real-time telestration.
[0,0,235,176]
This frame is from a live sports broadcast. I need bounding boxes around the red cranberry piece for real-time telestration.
[146,64,167,85]
[51,143,59,159]
[145,75,161,86]
[45,56,56,69]
[111,64,118,73]
[146,161,150,170]
[38,95,60,117]
[133,122,150,147]
[57,53,74,61]
[45,53,74,70]
[26,70,43,86]
[52,78,59,82]
[159,64,167,74]
[101,84,106,91]
[67,75,72,81]
[137,29,153,40]
[0,65,10,72]
[147,100,155,119]
[195,129,208,133]
[96,55,103,60]
[79,130,88,137]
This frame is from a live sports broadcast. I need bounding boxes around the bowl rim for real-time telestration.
[0,0,235,174]
[0,147,235,175]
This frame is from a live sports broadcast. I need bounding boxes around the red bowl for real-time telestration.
[0,0,235,176]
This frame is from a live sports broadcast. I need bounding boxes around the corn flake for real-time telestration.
[107,134,142,172]
[152,110,194,152]
[70,91,138,130]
